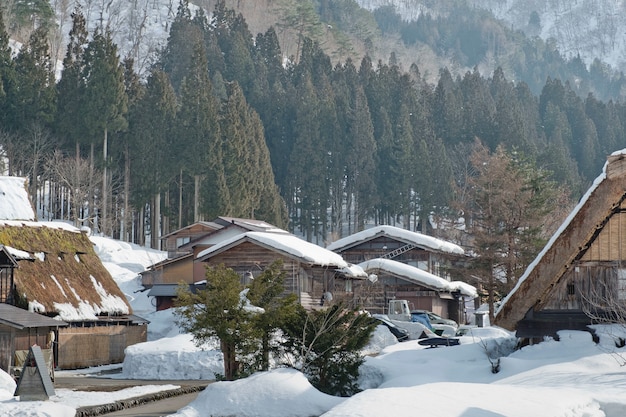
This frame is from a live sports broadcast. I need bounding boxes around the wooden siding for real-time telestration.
[160,258,193,284]
[581,205,626,261]
[203,241,345,308]
[57,325,146,369]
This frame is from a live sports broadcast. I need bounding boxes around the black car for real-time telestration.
[372,315,409,342]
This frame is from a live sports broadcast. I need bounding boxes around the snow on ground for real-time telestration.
[5,235,626,416]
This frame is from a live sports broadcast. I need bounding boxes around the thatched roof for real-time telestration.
[0,221,131,321]
[495,151,626,330]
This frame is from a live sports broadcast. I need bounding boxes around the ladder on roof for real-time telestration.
[381,243,416,259]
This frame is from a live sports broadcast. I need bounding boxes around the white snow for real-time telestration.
[359,257,477,297]
[198,231,351,268]
[0,177,35,221]
[3,234,626,416]
[326,225,465,255]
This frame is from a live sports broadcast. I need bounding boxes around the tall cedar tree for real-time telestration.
[177,40,224,223]
[81,29,128,235]
[0,8,16,128]
[55,6,89,152]
[160,0,203,93]
[9,26,56,131]
[220,82,287,227]
[129,69,177,239]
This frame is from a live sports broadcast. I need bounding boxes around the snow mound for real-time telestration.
[171,368,344,417]
[121,334,223,380]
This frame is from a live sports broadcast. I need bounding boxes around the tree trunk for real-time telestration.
[220,339,238,381]
[179,169,183,229]
[152,192,161,249]
[194,174,200,222]
[75,142,80,226]
[123,141,130,241]
[102,128,108,235]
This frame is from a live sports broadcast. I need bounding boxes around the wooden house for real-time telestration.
[143,218,289,308]
[326,226,468,319]
[196,231,366,309]
[0,221,147,369]
[495,152,626,341]
[358,258,476,324]
[0,176,146,369]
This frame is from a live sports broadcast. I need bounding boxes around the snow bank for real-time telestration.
[171,369,344,417]
[121,334,223,380]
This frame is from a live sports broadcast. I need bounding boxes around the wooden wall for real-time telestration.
[57,325,146,369]
[204,241,343,308]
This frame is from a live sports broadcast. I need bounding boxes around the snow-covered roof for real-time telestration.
[358,258,476,297]
[197,232,350,268]
[496,150,621,317]
[3,245,32,261]
[326,225,464,255]
[0,177,35,221]
[0,220,82,232]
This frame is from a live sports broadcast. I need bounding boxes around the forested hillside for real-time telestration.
[0,0,624,252]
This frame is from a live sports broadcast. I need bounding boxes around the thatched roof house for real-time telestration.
[495,151,626,340]
[0,177,144,369]
[0,221,131,321]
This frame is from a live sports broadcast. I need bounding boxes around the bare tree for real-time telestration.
[45,150,101,228]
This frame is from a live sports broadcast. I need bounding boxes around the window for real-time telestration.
[618,269,626,300]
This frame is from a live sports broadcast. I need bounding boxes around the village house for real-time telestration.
[326,225,471,322]
[0,176,146,370]
[144,217,289,309]
[495,151,626,343]
[196,231,367,309]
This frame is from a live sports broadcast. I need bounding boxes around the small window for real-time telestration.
[345,280,352,293]
[566,283,575,296]
[618,269,626,300]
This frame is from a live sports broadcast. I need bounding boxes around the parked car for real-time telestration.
[371,314,409,342]
[410,310,458,328]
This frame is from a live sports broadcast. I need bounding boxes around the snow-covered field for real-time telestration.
[3,236,626,416]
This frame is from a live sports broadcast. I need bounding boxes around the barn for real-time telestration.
[495,151,626,342]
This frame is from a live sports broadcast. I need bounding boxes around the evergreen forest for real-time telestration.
[1,0,625,250]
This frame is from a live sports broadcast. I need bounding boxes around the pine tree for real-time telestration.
[81,28,128,235]
[220,81,287,226]
[175,265,255,381]
[55,6,89,150]
[177,40,224,223]
[9,26,56,131]
[160,0,204,93]
[0,8,16,129]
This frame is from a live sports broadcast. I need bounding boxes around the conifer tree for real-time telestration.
[56,6,89,151]
[0,8,15,129]
[81,28,128,235]
[160,0,203,93]
[177,40,224,223]
[220,82,287,226]
[130,69,176,244]
[9,26,56,131]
